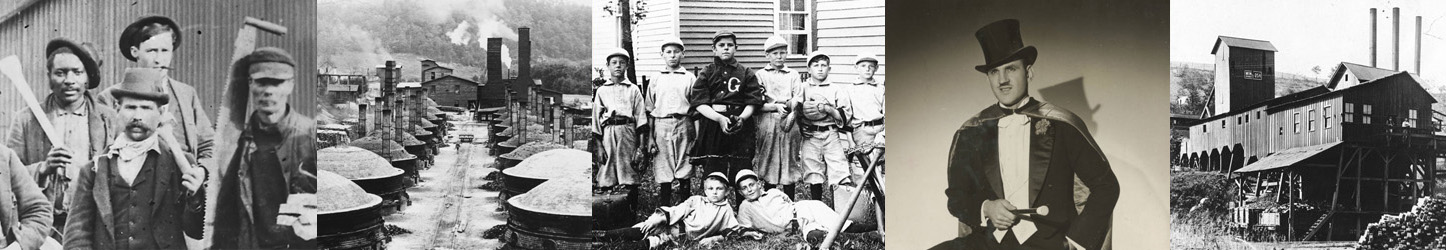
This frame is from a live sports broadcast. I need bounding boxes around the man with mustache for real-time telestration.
[63,68,207,250]
[7,39,119,235]
[933,19,1118,250]
[211,48,317,249]
[97,16,215,168]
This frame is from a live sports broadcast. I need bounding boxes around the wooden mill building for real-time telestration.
[1177,36,1442,241]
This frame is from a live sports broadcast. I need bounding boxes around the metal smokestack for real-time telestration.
[1371,8,1377,67]
[1394,7,1400,71]
[1416,16,1422,74]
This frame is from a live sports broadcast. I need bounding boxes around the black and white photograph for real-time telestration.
[590,0,886,249]
[887,0,1170,249]
[0,0,317,249]
[316,0,593,249]
[1169,0,1446,249]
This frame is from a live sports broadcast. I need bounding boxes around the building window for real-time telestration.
[1279,127,1284,135]
[1363,104,1373,124]
[774,0,812,55]
[1324,106,1332,129]
[1257,111,1261,119]
[1308,110,1316,131]
[1408,109,1419,128]
[1344,103,1355,123]
[1293,112,1300,133]
[1237,116,1242,125]
[1221,120,1225,128]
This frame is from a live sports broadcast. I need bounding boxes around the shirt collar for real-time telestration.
[603,78,634,86]
[109,133,160,160]
[660,67,688,74]
[247,106,293,137]
[808,78,831,86]
[855,77,879,86]
[998,97,1034,115]
[48,95,88,116]
[762,64,791,73]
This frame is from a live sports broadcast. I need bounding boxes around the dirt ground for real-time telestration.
[383,120,507,250]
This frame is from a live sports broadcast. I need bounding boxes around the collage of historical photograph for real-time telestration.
[0,0,1439,250]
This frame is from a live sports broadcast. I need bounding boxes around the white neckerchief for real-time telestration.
[993,97,1036,242]
[109,134,158,185]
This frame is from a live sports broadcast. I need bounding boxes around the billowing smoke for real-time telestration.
[415,0,518,44]
[446,20,474,45]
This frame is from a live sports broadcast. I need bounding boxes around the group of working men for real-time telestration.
[593,29,884,244]
[0,16,315,250]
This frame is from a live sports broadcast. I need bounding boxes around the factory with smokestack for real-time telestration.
[1176,7,1440,241]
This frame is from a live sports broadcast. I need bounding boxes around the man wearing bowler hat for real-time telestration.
[7,39,120,235]
[932,19,1118,250]
[63,68,208,250]
[212,48,317,249]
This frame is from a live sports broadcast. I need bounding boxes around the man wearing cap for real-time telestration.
[63,68,208,250]
[7,39,120,234]
[752,35,804,199]
[98,16,215,170]
[593,48,646,194]
[796,51,849,202]
[846,52,885,162]
[645,37,695,205]
[211,48,318,249]
[733,169,841,245]
[934,19,1117,250]
[687,30,764,189]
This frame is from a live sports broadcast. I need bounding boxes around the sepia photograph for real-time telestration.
[887,0,1170,249]
[591,0,886,249]
[0,0,317,249]
[1169,0,1446,249]
[316,0,593,249]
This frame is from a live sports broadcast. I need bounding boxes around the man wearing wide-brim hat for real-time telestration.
[63,67,208,250]
[97,15,216,172]
[933,19,1118,250]
[211,47,318,249]
[6,38,120,236]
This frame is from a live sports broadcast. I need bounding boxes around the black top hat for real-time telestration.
[119,16,181,62]
[111,68,171,105]
[974,19,1037,73]
[45,38,102,89]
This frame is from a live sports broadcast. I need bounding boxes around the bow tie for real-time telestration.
[999,113,1029,128]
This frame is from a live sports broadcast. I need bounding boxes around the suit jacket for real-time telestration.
[0,147,53,250]
[7,92,120,212]
[946,100,1117,250]
[97,77,215,160]
[212,109,317,248]
[62,140,205,250]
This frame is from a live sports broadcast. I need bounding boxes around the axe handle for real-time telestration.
[0,56,64,145]
[243,17,287,35]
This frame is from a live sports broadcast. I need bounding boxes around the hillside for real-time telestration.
[318,0,591,94]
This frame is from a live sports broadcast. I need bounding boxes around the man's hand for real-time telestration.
[714,115,733,130]
[982,199,1018,229]
[43,146,73,176]
[698,235,724,246]
[179,162,206,193]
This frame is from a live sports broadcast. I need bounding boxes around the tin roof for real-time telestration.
[1212,36,1278,54]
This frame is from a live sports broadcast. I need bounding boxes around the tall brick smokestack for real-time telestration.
[1370,8,1377,67]
[1393,7,1400,71]
[519,27,531,82]
[488,38,503,83]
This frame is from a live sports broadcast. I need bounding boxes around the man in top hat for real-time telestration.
[98,15,215,170]
[796,51,850,202]
[645,37,696,205]
[7,38,120,234]
[752,35,804,199]
[593,48,647,193]
[211,47,317,249]
[63,68,208,250]
[933,19,1118,250]
[687,30,764,190]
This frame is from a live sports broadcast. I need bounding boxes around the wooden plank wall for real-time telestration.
[0,0,316,131]
[814,0,885,83]
[1183,106,1270,164]
[1268,96,1343,151]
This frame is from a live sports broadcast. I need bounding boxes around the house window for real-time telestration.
[775,0,812,55]
[1293,112,1300,133]
[1221,120,1225,128]
[1308,110,1316,131]
[1324,106,1332,129]
[1363,104,1373,124]
[1237,117,1242,125]
[1257,111,1261,119]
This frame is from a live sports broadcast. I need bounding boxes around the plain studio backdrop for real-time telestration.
[885,0,1170,249]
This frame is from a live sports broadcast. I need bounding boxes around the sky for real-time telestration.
[1171,0,1445,84]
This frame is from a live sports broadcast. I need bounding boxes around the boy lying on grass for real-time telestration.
[594,172,743,249]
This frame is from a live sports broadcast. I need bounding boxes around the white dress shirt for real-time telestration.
[989,98,1038,242]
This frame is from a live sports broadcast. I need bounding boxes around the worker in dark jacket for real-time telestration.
[687,30,765,188]
[63,68,207,250]
[211,48,318,249]
[7,39,120,235]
